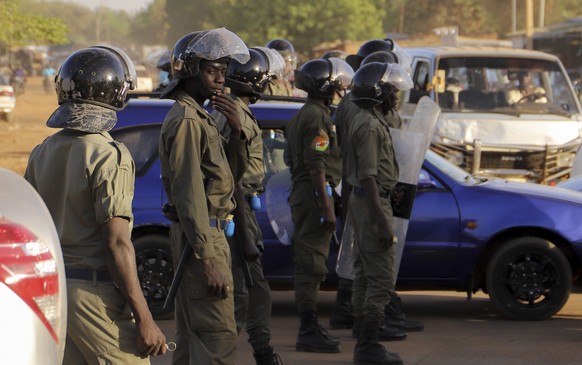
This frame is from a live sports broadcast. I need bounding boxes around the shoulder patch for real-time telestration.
[311,129,330,152]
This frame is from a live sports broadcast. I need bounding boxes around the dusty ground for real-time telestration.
[0,76,59,175]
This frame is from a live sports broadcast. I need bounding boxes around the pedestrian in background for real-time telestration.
[158,28,250,365]
[25,45,167,364]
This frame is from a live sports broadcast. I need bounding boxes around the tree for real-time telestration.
[0,0,68,48]
[165,0,386,59]
[131,0,169,46]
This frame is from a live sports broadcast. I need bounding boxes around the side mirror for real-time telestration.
[418,169,436,190]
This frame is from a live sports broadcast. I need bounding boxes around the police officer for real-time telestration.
[285,57,353,353]
[264,38,297,96]
[332,41,424,336]
[24,46,167,363]
[347,61,414,365]
[211,47,283,365]
[154,50,171,92]
[158,28,250,365]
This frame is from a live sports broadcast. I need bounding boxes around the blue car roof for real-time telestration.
[115,98,305,130]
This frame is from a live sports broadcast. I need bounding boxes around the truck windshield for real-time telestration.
[436,57,578,115]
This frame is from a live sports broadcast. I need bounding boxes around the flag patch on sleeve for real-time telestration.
[312,130,330,152]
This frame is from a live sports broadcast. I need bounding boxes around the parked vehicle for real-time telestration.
[0,74,16,122]
[400,46,582,185]
[0,168,67,365]
[114,96,582,321]
[131,65,154,93]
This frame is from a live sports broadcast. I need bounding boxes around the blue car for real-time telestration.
[113,96,582,321]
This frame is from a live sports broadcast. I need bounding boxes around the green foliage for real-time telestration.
[0,0,68,47]
[131,0,169,46]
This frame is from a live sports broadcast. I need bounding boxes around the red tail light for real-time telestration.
[0,90,14,97]
[0,219,60,343]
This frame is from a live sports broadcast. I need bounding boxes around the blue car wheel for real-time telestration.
[486,236,572,320]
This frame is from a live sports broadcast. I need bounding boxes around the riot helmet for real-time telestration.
[294,58,354,100]
[351,62,413,109]
[361,50,399,66]
[321,50,349,61]
[226,48,271,100]
[266,38,297,76]
[157,50,171,72]
[252,46,286,81]
[162,28,250,98]
[346,39,394,71]
[55,45,136,110]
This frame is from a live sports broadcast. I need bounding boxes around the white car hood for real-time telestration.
[435,113,581,146]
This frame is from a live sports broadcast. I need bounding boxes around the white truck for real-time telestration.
[400,46,582,184]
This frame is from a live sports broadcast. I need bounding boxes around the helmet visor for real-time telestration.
[253,46,286,80]
[392,43,413,76]
[380,63,413,91]
[329,58,355,89]
[186,27,250,64]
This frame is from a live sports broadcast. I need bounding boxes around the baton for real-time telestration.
[162,178,213,312]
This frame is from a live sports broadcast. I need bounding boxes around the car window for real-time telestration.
[110,125,160,176]
[262,128,288,174]
[436,57,578,114]
[409,60,431,104]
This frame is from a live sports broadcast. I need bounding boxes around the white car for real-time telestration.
[0,74,16,122]
[400,46,582,185]
[0,168,67,365]
[132,65,154,93]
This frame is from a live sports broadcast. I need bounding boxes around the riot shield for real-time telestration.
[335,97,440,280]
[391,96,440,275]
[265,168,293,245]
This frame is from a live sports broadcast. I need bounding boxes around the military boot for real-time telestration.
[330,288,354,329]
[352,316,406,341]
[354,320,403,365]
[253,346,283,365]
[296,311,342,353]
[385,292,424,332]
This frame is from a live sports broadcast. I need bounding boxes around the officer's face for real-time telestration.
[199,60,228,95]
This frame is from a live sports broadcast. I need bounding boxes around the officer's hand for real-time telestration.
[136,319,167,357]
[211,92,241,137]
[378,215,397,249]
[321,205,336,231]
[202,258,229,299]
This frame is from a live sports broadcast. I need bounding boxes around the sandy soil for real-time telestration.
[1,76,63,175]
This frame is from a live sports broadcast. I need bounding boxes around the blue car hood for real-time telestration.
[478,178,582,205]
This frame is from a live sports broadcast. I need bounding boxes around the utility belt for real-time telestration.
[65,268,112,282]
[352,186,391,199]
[162,204,235,237]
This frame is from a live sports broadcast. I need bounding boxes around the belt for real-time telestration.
[352,186,391,199]
[209,217,229,230]
[65,268,113,282]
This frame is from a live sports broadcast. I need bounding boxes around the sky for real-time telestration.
[43,0,154,14]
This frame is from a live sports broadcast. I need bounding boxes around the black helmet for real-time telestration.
[351,62,413,109]
[321,50,349,61]
[55,45,136,110]
[162,28,250,98]
[294,58,354,100]
[156,50,171,72]
[226,48,270,98]
[252,46,286,80]
[265,38,295,54]
[266,38,297,73]
[361,50,399,66]
[346,39,394,71]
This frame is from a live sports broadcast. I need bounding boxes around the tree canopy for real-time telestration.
[0,0,68,48]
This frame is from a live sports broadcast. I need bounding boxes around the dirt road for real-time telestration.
[0,76,58,175]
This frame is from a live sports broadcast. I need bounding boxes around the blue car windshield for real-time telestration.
[425,150,481,184]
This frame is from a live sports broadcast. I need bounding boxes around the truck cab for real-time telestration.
[400,46,582,184]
